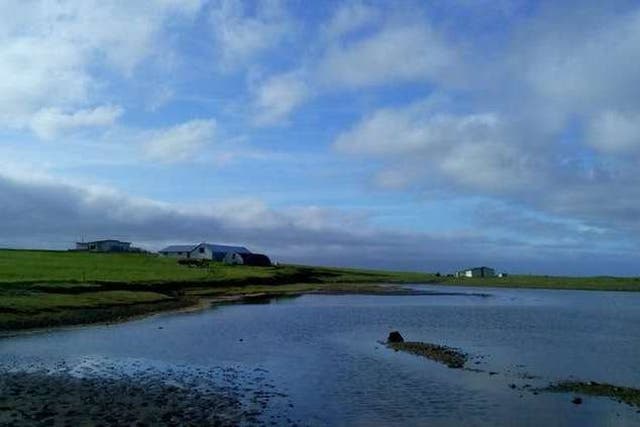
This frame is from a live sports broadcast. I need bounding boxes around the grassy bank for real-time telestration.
[437,275,640,292]
[0,250,433,331]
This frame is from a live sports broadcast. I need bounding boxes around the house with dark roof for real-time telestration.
[159,242,251,261]
[75,239,132,253]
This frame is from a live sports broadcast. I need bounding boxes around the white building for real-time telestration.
[456,266,495,278]
[159,242,251,261]
[75,239,132,253]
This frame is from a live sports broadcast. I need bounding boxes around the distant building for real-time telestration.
[456,266,495,278]
[222,252,272,267]
[75,239,132,253]
[159,242,251,261]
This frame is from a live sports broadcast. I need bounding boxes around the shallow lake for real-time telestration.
[2,285,640,426]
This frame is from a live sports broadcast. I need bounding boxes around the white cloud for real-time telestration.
[335,103,446,155]
[334,103,501,157]
[30,105,123,140]
[506,5,640,125]
[0,37,90,127]
[210,0,292,69]
[587,110,640,153]
[248,5,459,125]
[319,24,455,88]
[144,119,216,163]
[253,72,309,125]
[322,1,380,40]
[335,101,540,193]
[0,0,203,129]
[326,2,640,241]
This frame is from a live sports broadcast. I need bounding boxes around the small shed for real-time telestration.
[456,266,495,278]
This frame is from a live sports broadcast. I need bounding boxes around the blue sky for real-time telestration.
[1,0,640,275]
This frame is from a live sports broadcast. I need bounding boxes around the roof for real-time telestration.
[458,266,494,272]
[159,245,196,253]
[159,243,251,254]
[200,243,251,254]
[77,239,131,245]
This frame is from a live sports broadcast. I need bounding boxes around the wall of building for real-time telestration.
[189,244,213,260]
[161,251,190,259]
[223,252,244,265]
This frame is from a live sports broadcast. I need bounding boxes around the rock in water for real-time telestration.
[387,331,404,343]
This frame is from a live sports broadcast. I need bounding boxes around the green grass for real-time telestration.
[0,250,434,286]
[2,291,170,313]
[437,275,640,292]
[0,250,228,284]
[0,249,434,331]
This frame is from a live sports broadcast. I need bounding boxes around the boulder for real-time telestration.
[387,331,404,343]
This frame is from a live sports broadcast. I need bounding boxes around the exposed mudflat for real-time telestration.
[0,357,297,426]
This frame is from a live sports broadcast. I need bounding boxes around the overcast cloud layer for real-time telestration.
[1,0,639,275]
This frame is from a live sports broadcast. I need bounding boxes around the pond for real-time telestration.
[2,285,639,426]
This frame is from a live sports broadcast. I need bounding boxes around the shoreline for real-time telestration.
[2,278,640,337]
[0,283,423,337]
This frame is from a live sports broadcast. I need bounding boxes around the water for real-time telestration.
[2,285,639,426]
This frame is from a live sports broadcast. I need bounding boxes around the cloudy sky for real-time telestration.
[1,0,639,275]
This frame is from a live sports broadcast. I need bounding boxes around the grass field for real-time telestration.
[0,249,434,331]
[0,250,433,286]
[439,275,640,292]
[1,249,639,332]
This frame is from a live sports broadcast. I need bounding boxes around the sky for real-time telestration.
[1,0,640,275]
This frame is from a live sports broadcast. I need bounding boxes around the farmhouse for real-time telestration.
[159,242,251,261]
[456,266,495,278]
[75,239,132,253]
